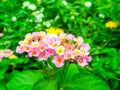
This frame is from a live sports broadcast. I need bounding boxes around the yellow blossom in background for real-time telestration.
[46,27,64,35]
[56,28,64,34]
[9,55,18,59]
[37,1,42,4]
[46,27,57,34]
[105,21,119,29]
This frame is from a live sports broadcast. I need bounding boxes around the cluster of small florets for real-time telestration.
[0,49,14,61]
[16,31,91,67]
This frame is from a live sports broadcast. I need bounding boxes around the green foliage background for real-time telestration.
[0,0,120,90]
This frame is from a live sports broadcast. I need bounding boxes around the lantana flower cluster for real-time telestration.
[16,31,91,67]
[0,49,14,61]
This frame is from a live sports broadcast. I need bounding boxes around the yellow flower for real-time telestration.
[46,27,56,34]
[105,21,119,29]
[74,49,81,56]
[39,31,46,38]
[46,27,64,35]
[9,55,18,59]
[25,33,32,40]
[51,41,60,49]
[21,41,28,46]
[55,46,65,55]
[37,1,42,4]
[56,28,64,34]
[31,42,39,47]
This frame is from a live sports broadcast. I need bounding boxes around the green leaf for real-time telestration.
[0,66,8,80]
[0,85,5,90]
[63,72,110,90]
[111,79,119,90]
[64,64,79,82]
[32,79,57,90]
[7,70,44,90]
[101,48,117,69]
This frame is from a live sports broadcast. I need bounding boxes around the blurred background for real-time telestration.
[0,0,120,89]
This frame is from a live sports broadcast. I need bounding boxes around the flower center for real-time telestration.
[32,51,37,55]
[66,54,71,58]
[57,58,62,64]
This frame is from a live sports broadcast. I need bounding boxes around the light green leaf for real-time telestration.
[7,70,44,90]
[32,79,57,90]
[63,72,110,90]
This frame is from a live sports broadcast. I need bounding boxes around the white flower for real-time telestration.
[84,1,92,8]
[34,13,44,22]
[23,1,30,7]
[35,13,44,18]
[11,16,17,22]
[43,21,51,27]
[35,18,42,23]
[39,7,44,12]
[28,4,36,10]
[33,10,44,23]
[98,14,105,18]
[62,0,67,6]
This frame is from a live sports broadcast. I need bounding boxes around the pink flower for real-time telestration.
[64,43,75,50]
[28,49,39,57]
[2,49,13,57]
[52,55,64,67]
[80,44,90,56]
[81,44,90,51]
[46,48,55,57]
[24,45,31,52]
[64,50,74,60]
[0,55,3,61]
[49,35,61,45]
[38,51,49,61]
[0,33,4,37]
[85,56,92,62]
[16,46,24,54]
[59,33,66,39]
[66,34,75,40]
[77,56,90,67]
[39,42,46,52]
[32,32,40,41]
